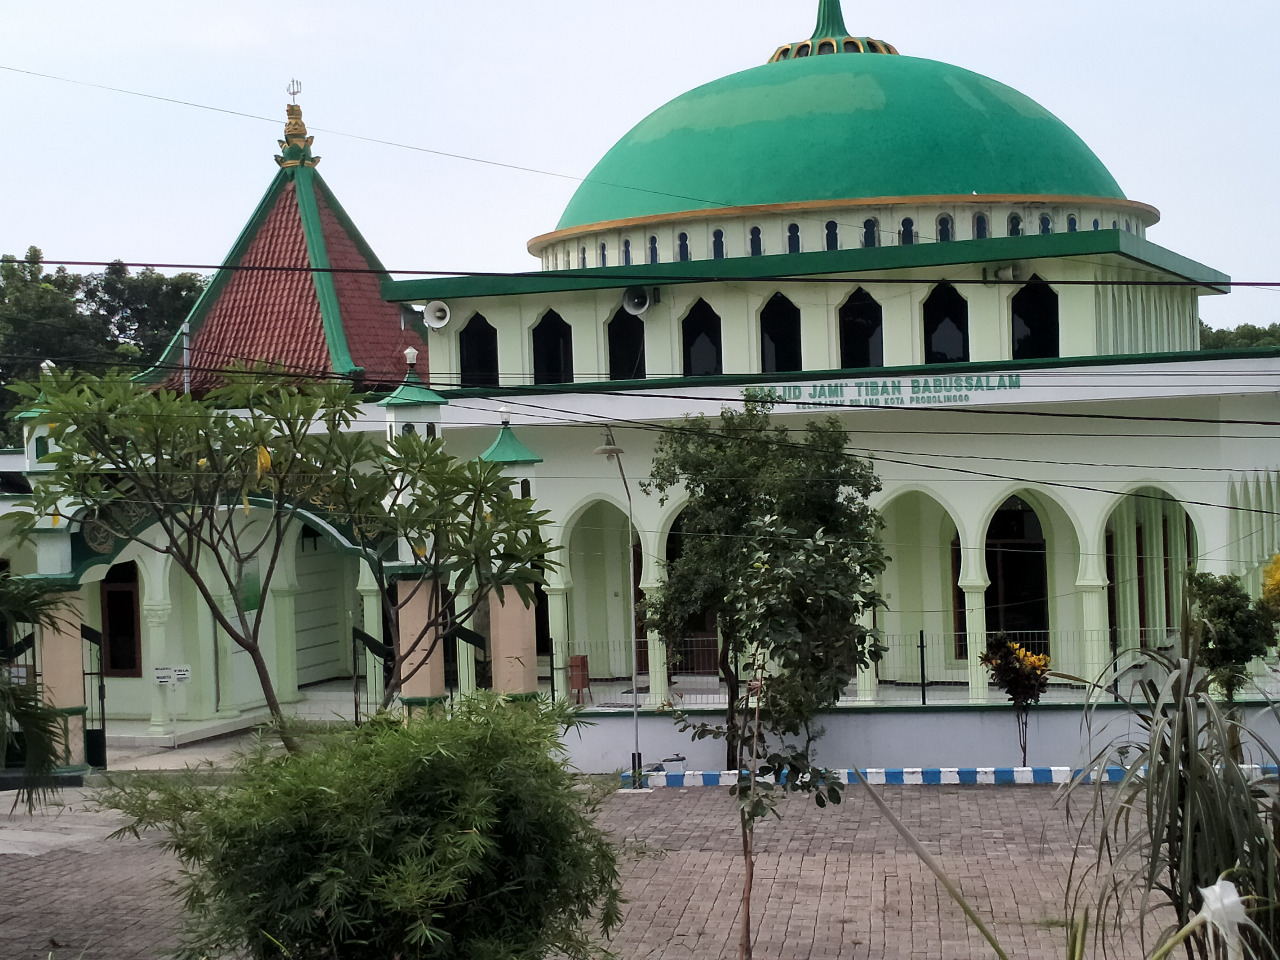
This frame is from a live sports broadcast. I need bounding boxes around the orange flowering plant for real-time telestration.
[980,633,1050,766]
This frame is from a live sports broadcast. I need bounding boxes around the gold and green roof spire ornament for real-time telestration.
[275,78,320,172]
[769,0,899,62]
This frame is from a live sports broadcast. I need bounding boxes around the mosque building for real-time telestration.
[8,0,1279,760]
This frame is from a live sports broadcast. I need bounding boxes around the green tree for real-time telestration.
[13,366,548,743]
[98,696,622,960]
[79,260,206,366]
[1199,319,1280,351]
[1186,570,1278,701]
[643,393,886,768]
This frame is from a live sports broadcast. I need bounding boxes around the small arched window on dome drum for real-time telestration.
[682,299,722,377]
[818,39,836,55]
[1039,215,1052,235]
[974,213,989,239]
[1112,219,1118,230]
[776,45,791,61]
[760,293,802,373]
[712,229,726,259]
[844,39,862,52]
[1011,275,1059,361]
[750,226,763,257]
[532,310,573,385]
[1008,214,1022,237]
[825,221,839,251]
[937,215,953,243]
[649,236,659,264]
[863,219,878,248]
[459,313,499,388]
[923,282,969,364]
[1093,218,1100,231]
[868,40,886,53]
[787,223,801,254]
[599,242,608,267]
[795,42,811,57]
[1067,216,1078,233]
[1125,219,1132,232]
[623,238,632,266]
[677,232,690,262]
[840,288,883,369]
[900,218,915,245]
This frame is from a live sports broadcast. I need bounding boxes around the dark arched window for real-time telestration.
[760,293,802,373]
[623,238,632,266]
[937,215,953,243]
[101,561,142,677]
[975,214,989,239]
[459,313,499,388]
[825,220,839,251]
[579,246,587,269]
[677,232,690,262]
[1011,275,1059,361]
[923,282,969,364]
[649,235,659,264]
[1067,216,1078,233]
[682,299,722,377]
[608,308,646,381]
[787,223,801,254]
[839,288,883,369]
[712,229,726,259]
[532,310,573,384]
[863,219,878,248]
[818,39,836,54]
[1125,219,1132,233]
[750,226,763,257]
[1008,214,1022,237]
[1112,219,1118,230]
[599,242,608,267]
[1093,218,1100,231]
[1039,214,1052,235]
[985,495,1049,640]
[900,218,915,245]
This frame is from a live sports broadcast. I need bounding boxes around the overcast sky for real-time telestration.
[1,1,1276,330]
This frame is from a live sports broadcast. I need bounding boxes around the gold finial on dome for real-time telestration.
[769,0,899,63]
[275,80,320,170]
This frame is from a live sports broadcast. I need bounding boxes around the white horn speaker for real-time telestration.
[423,301,451,330]
[622,286,650,316]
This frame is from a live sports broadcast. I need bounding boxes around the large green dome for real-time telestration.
[556,52,1126,231]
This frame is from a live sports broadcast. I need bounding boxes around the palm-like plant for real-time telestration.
[0,574,70,813]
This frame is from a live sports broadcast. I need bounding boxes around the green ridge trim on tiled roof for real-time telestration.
[294,166,358,377]
[142,171,294,384]
[435,346,1280,401]
[480,423,543,465]
[379,372,448,407]
[383,230,1229,303]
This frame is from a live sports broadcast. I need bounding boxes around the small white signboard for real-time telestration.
[154,664,192,684]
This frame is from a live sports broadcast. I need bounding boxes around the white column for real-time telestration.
[961,586,989,702]
[144,601,174,734]
[453,581,478,698]
[544,584,571,700]
[357,567,386,709]
[271,586,301,705]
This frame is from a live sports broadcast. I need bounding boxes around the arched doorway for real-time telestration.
[566,501,643,694]
[1105,488,1196,652]
[662,513,719,677]
[984,495,1049,653]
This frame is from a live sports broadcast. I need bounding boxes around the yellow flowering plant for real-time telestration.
[980,632,1050,765]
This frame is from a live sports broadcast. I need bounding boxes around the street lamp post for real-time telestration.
[594,427,642,788]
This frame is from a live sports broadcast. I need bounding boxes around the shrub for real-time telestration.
[99,696,621,960]
[979,633,1050,765]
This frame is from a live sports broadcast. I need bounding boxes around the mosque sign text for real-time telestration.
[772,373,1024,410]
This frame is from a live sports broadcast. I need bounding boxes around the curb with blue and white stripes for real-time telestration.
[621,764,1280,788]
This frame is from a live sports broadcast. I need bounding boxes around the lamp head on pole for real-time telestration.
[593,428,624,459]
[403,346,419,371]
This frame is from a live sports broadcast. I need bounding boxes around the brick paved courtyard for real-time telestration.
[1,784,1133,960]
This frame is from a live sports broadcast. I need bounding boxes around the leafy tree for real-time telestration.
[1200,319,1280,351]
[79,260,206,366]
[643,393,886,768]
[13,366,548,745]
[0,573,70,813]
[1186,569,1278,701]
[98,695,622,960]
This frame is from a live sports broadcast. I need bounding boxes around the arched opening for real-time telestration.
[648,236,659,264]
[712,229,726,259]
[677,232,690,262]
[863,219,878,248]
[839,287,883,369]
[1105,489,1197,653]
[937,215,953,243]
[101,561,141,677]
[682,299,722,377]
[1008,214,1023,237]
[1093,219,1100,231]
[1039,214,1052,235]
[607,308,646,381]
[458,313,499,388]
[923,282,969,364]
[984,496,1049,652]
[818,39,836,54]
[900,217,915,245]
[1067,215,1078,233]
[749,226,763,257]
[760,292,802,374]
[623,238,632,266]
[567,501,645,691]
[531,310,573,385]
[579,246,587,269]
[1011,275,1059,361]
[974,213,989,239]
[664,512,719,676]
[825,220,839,251]
[599,242,608,267]
[294,526,353,686]
[787,223,801,254]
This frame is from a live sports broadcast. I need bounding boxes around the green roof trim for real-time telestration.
[294,166,359,377]
[810,0,849,39]
[384,230,1229,303]
[480,423,543,465]
[379,372,448,407]
[556,52,1125,229]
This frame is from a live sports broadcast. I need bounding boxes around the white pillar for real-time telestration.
[357,567,386,709]
[271,586,301,705]
[544,584,571,700]
[452,581,478,698]
[961,586,989,702]
[144,601,174,734]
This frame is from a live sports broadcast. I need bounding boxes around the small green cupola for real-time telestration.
[769,0,899,62]
[481,409,543,467]
[379,346,447,440]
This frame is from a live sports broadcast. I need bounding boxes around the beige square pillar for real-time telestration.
[397,580,445,699]
[40,591,85,766]
[489,586,538,695]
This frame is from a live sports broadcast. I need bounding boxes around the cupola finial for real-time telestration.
[275,81,321,171]
[811,0,850,40]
